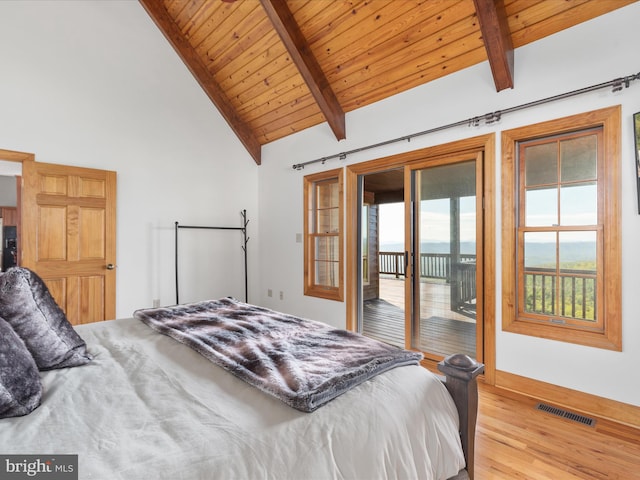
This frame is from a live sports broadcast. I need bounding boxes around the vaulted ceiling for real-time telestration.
[140,0,636,164]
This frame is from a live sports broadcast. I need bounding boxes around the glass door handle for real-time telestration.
[404,251,409,277]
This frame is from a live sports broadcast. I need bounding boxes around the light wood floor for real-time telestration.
[475,384,640,479]
[366,278,640,478]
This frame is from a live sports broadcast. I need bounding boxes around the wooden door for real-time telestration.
[21,162,117,324]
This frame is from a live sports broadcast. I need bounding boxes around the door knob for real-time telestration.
[106,264,115,270]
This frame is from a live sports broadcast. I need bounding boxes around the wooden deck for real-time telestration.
[362,276,476,358]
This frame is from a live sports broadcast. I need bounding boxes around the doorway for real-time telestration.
[0,158,24,273]
[0,149,117,324]
[346,135,495,375]
[360,169,406,348]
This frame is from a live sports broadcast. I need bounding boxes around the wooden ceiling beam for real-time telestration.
[260,0,346,141]
[472,0,514,91]
[138,0,263,165]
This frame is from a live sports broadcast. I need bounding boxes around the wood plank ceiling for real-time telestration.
[140,0,636,164]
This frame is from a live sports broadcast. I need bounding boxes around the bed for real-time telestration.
[0,267,483,480]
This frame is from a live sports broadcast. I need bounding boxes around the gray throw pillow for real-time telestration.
[0,316,42,418]
[0,267,92,370]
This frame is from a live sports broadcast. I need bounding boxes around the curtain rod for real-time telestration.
[292,70,640,171]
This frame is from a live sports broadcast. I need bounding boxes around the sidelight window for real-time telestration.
[304,168,344,301]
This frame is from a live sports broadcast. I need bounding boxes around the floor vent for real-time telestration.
[535,403,596,427]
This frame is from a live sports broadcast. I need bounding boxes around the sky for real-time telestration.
[380,183,596,249]
[379,197,476,248]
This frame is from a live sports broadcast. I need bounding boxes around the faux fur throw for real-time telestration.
[134,298,423,412]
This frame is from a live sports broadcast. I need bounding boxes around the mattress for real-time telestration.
[0,317,465,479]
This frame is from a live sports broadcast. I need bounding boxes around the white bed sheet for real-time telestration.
[1,318,465,479]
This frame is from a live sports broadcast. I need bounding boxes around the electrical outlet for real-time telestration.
[279,291,284,300]
[267,289,273,297]
[152,299,160,308]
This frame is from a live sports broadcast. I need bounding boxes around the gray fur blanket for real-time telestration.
[133,298,423,412]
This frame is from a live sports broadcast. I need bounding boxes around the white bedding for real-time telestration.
[0,317,465,479]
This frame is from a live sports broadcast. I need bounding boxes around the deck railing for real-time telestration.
[379,252,406,278]
[524,267,596,320]
[378,252,596,320]
[379,251,475,280]
[379,251,477,312]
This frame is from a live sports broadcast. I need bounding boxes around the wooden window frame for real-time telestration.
[361,202,370,286]
[304,168,344,301]
[502,106,621,350]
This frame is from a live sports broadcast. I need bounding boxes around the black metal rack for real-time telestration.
[174,210,249,305]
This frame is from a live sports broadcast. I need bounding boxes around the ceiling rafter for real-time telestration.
[138,0,263,165]
[472,0,514,91]
[259,0,346,141]
[137,0,631,164]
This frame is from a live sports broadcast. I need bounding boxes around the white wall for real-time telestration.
[0,1,259,317]
[0,175,17,206]
[258,3,640,406]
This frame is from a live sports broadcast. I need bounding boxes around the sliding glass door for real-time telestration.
[356,153,483,362]
[409,154,482,360]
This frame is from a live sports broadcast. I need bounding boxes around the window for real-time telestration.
[502,106,621,350]
[304,168,344,301]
